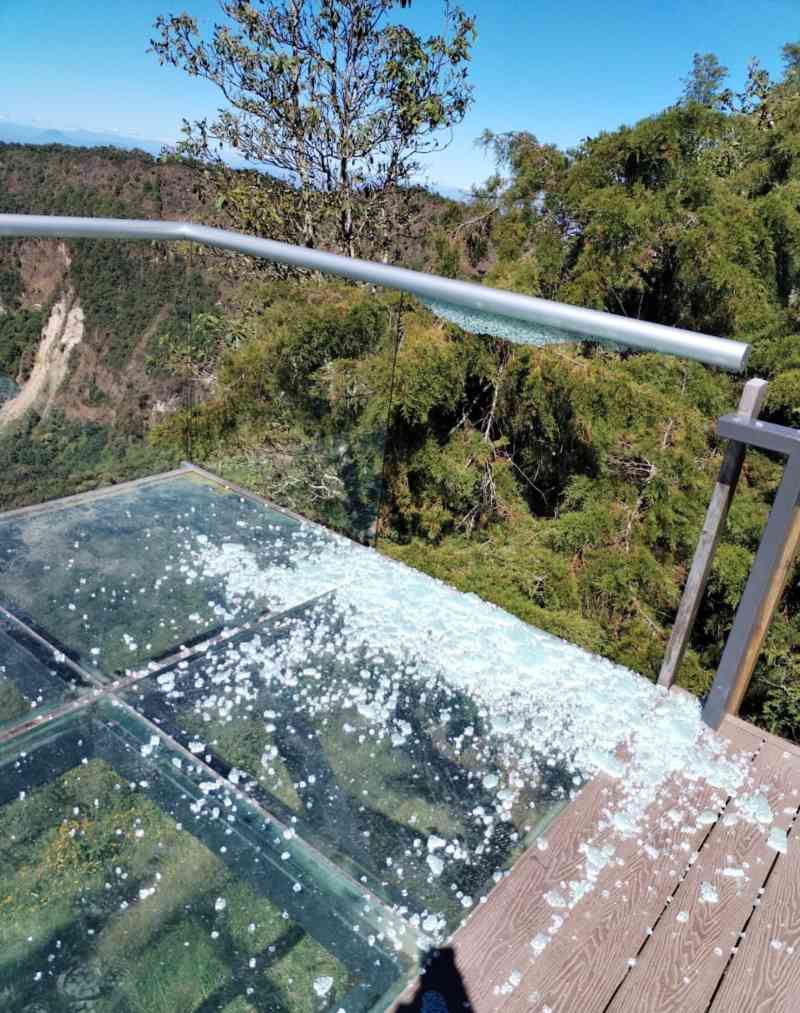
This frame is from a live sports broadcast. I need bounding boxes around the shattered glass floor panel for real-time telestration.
[123,595,572,931]
[0,614,86,734]
[0,704,406,1012]
[1,464,651,1011]
[0,471,349,681]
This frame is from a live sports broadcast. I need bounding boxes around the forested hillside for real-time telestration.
[2,46,800,743]
[0,144,222,502]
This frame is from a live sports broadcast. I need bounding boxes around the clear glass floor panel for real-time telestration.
[0,470,357,681]
[0,615,85,734]
[0,702,411,1013]
[125,594,576,935]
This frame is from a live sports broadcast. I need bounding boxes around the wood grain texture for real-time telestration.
[499,723,756,1013]
[606,740,799,1013]
[719,713,765,754]
[384,716,800,1013]
[722,712,800,761]
[709,792,800,1012]
[447,774,623,1011]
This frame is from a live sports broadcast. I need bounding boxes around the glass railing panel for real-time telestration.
[1,257,397,544]
[183,282,400,544]
[124,582,581,937]
[0,701,412,1012]
[0,470,361,682]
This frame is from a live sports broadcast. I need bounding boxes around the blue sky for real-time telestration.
[1,0,797,189]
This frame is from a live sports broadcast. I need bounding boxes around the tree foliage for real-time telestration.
[151,0,476,256]
[680,52,731,108]
[471,49,800,380]
[151,44,800,741]
[0,308,44,382]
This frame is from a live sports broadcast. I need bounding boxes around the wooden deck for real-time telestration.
[395,711,800,1013]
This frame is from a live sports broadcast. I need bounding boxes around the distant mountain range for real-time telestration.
[0,119,471,201]
[0,120,167,156]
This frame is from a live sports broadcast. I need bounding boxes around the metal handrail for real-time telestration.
[0,213,749,371]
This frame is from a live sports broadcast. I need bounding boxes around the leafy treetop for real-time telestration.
[150,0,476,257]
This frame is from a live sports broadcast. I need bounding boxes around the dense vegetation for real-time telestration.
[149,49,800,741]
[2,46,800,742]
[0,307,43,380]
[0,409,181,508]
[0,145,223,506]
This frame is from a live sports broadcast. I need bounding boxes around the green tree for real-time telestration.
[782,40,800,80]
[150,0,476,257]
[681,52,731,108]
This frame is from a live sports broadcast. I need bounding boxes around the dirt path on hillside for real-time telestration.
[0,293,84,425]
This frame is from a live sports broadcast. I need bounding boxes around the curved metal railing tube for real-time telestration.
[0,213,749,372]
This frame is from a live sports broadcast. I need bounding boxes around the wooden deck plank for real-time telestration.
[606,740,800,1013]
[502,783,727,1011]
[496,722,756,1013]
[709,806,800,1012]
[719,713,766,754]
[721,712,800,760]
[445,773,623,1010]
[387,714,800,1013]
[386,776,624,1012]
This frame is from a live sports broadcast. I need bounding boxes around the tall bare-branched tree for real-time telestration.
[151,0,476,257]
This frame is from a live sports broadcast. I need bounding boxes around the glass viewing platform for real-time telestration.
[0,215,761,1012]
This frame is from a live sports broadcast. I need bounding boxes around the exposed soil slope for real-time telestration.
[0,291,84,423]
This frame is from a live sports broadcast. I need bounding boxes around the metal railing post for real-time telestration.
[702,419,800,729]
[658,379,768,690]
